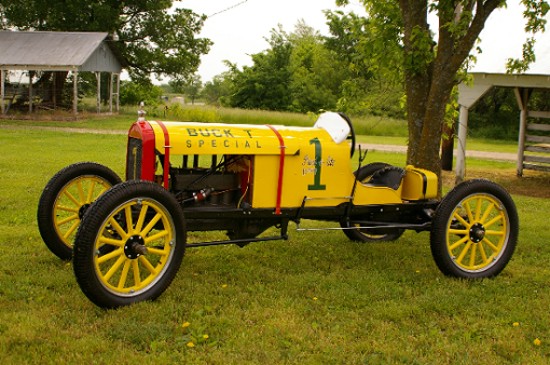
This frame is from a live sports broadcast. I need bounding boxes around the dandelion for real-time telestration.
[534,338,542,346]
[182,321,191,328]
[313,297,318,301]
[203,334,209,340]
[512,322,520,327]
[187,341,195,348]
[221,284,228,288]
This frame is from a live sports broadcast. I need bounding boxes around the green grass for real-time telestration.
[1,119,549,364]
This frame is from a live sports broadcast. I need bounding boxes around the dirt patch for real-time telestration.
[442,169,550,199]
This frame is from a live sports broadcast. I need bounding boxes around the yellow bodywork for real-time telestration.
[147,121,436,209]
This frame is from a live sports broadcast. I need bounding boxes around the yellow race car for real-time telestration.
[37,112,518,308]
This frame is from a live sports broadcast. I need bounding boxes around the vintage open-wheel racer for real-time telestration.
[37,112,519,308]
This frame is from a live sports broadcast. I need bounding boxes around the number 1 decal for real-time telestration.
[308,138,326,190]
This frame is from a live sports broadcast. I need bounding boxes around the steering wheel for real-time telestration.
[337,112,356,158]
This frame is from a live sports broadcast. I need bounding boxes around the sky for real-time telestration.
[174,0,550,83]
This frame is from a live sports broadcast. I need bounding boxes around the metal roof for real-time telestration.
[0,31,124,72]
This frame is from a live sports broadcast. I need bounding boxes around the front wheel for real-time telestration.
[37,162,121,260]
[430,179,519,278]
[73,180,186,308]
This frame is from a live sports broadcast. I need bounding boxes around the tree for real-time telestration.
[338,0,548,191]
[287,20,345,113]
[0,0,211,101]
[224,26,293,111]
[324,9,404,117]
[170,74,202,105]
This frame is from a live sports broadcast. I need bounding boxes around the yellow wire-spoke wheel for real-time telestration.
[446,194,508,272]
[73,180,186,309]
[37,162,121,260]
[430,179,518,278]
[94,199,176,296]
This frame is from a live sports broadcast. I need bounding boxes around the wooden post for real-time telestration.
[28,71,33,114]
[73,71,78,118]
[109,73,113,113]
[116,73,120,113]
[52,73,57,109]
[515,88,530,176]
[455,105,468,184]
[96,72,101,114]
[1,69,5,115]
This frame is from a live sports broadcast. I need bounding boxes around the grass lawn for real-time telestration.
[0,116,549,364]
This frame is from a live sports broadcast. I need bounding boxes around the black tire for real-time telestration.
[37,162,121,260]
[73,180,186,308]
[340,162,405,242]
[430,179,519,278]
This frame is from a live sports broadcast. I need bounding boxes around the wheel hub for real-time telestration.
[124,235,148,259]
[469,223,486,243]
[78,203,91,219]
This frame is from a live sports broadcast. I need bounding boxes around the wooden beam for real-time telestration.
[28,71,33,113]
[524,155,550,164]
[526,145,550,153]
[96,72,101,114]
[527,135,550,144]
[527,123,550,132]
[528,110,550,119]
[523,163,550,172]
[73,71,78,118]
[1,69,5,115]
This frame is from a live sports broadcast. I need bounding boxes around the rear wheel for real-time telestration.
[73,180,186,308]
[340,163,404,242]
[37,162,121,260]
[430,179,518,278]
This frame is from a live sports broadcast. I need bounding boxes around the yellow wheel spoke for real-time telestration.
[479,243,489,264]
[96,247,124,264]
[108,216,128,239]
[57,214,79,226]
[138,255,159,275]
[449,235,470,251]
[143,230,169,244]
[469,243,478,268]
[124,205,135,235]
[474,197,483,221]
[63,190,80,206]
[102,254,127,282]
[482,237,500,253]
[135,205,149,232]
[132,260,142,287]
[98,237,125,247]
[479,202,495,224]
[147,246,170,256]
[117,260,132,289]
[76,180,86,203]
[141,213,162,237]
[456,242,473,264]
[55,205,79,213]
[485,229,505,237]
[85,180,96,203]
[449,228,468,235]
[453,212,470,228]
[484,214,504,230]
[62,220,79,240]
[465,201,475,223]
